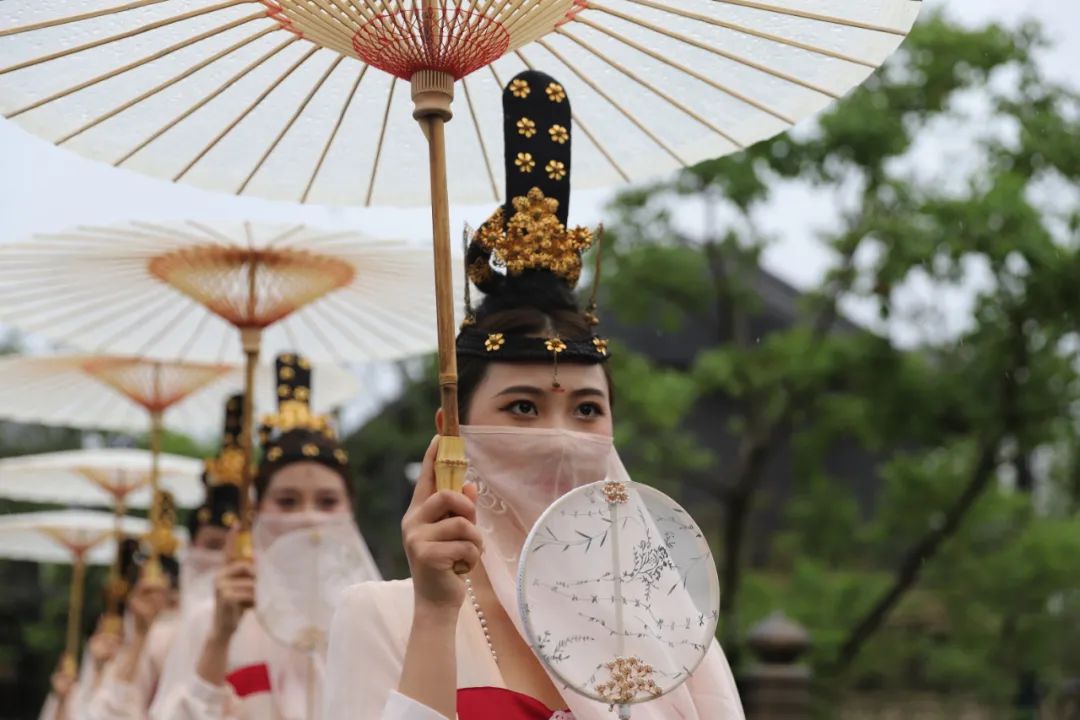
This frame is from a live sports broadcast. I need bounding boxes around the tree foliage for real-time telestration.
[598,11,1080,709]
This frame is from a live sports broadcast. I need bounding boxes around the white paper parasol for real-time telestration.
[0,510,155,565]
[0,1,920,207]
[0,0,920,496]
[0,351,355,567]
[0,354,358,438]
[0,222,445,366]
[517,479,720,717]
[0,221,450,550]
[0,448,206,626]
[0,509,157,672]
[0,448,204,509]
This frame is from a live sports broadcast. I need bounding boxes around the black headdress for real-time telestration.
[257,353,349,487]
[192,394,244,537]
[456,70,610,369]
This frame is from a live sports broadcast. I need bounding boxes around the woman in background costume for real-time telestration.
[151,354,380,720]
[82,397,244,719]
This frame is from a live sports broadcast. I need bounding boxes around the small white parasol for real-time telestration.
[0,221,452,554]
[0,354,359,439]
[0,448,205,628]
[0,510,158,673]
[0,448,205,509]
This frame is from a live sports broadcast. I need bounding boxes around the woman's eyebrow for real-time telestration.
[494,385,546,397]
[568,387,606,399]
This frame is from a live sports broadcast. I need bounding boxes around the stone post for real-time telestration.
[742,612,813,720]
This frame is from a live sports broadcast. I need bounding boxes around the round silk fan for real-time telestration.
[254,520,382,653]
[517,480,719,716]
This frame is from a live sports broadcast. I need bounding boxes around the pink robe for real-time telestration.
[38,647,101,720]
[82,611,180,719]
[322,580,744,720]
[150,602,322,720]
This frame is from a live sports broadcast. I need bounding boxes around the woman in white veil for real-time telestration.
[151,354,381,720]
[323,70,744,720]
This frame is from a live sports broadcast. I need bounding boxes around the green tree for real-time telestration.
[601,10,1079,708]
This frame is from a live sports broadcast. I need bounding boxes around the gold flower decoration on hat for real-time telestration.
[280,366,295,380]
[545,337,567,354]
[302,443,319,458]
[516,117,537,138]
[593,337,609,356]
[515,152,535,173]
[545,160,567,181]
[267,446,283,462]
[548,124,569,144]
[510,78,531,98]
[485,333,505,352]
[333,449,349,465]
[546,82,566,103]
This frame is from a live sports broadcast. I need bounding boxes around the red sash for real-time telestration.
[458,687,570,720]
[226,663,272,698]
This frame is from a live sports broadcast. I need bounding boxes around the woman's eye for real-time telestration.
[275,496,298,510]
[505,400,538,416]
[318,496,341,510]
[575,402,604,419]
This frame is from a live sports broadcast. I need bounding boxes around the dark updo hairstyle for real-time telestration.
[454,69,613,421]
[456,274,611,422]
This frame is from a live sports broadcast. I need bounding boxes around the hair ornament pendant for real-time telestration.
[546,336,567,390]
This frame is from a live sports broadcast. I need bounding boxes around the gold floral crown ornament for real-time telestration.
[469,188,594,289]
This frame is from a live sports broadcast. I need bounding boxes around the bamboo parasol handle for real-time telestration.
[234,325,261,568]
[413,70,470,575]
[63,552,87,675]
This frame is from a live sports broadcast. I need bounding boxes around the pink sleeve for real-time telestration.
[83,677,147,720]
[149,673,241,720]
[686,641,746,720]
[148,603,214,719]
[37,694,60,720]
[321,581,412,720]
[84,625,172,720]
